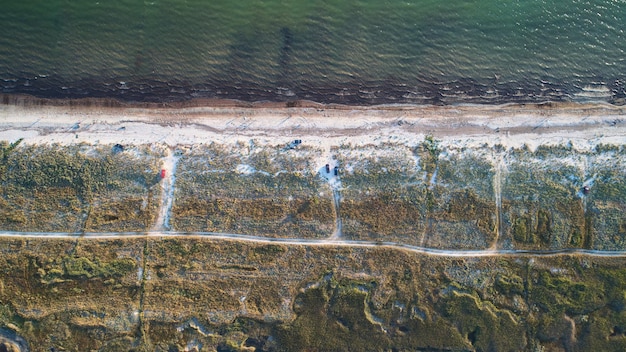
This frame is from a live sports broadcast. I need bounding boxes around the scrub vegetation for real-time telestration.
[0,139,625,350]
[4,139,622,252]
[502,145,626,250]
[0,143,161,232]
[336,139,497,249]
[172,143,335,238]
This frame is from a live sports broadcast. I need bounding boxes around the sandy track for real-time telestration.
[152,148,181,231]
[491,154,504,250]
[2,230,626,258]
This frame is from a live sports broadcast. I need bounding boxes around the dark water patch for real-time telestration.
[0,328,28,352]
[279,27,293,72]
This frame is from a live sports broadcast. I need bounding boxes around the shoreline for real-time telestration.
[2,92,626,111]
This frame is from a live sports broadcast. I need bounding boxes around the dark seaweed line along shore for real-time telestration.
[3,76,626,106]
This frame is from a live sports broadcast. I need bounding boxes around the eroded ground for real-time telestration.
[2,237,626,351]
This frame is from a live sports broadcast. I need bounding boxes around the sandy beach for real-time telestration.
[1,98,625,153]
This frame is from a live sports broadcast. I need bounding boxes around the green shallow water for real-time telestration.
[1,0,625,104]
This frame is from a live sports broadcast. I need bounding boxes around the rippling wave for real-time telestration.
[1,0,625,104]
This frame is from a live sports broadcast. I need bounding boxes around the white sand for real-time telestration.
[1,103,625,157]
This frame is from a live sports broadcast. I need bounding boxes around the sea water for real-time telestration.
[1,0,625,104]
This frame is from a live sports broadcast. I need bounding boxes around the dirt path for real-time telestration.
[490,154,505,250]
[1,102,625,251]
[153,148,180,231]
[3,230,626,258]
[329,188,343,240]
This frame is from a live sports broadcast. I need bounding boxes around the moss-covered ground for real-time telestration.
[3,237,626,351]
[336,140,497,249]
[501,144,626,250]
[0,237,144,351]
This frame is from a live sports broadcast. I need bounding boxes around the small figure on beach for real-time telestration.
[112,144,125,153]
[286,139,302,149]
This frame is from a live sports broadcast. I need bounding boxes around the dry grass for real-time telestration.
[337,139,497,249]
[501,146,626,250]
[0,144,161,233]
[172,143,335,238]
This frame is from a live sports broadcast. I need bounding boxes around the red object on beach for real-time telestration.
[161,169,166,179]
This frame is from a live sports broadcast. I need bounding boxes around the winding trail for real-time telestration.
[3,230,626,258]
